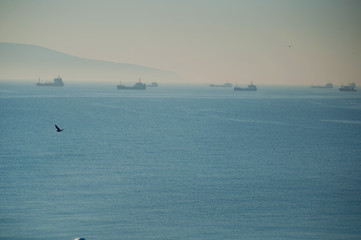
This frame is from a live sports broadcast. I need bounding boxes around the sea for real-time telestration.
[1,82,361,240]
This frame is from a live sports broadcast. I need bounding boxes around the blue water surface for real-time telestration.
[1,83,361,240]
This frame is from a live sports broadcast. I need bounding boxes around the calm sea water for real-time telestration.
[1,83,361,240]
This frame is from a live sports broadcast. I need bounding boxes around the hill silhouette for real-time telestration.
[0,42,182,84]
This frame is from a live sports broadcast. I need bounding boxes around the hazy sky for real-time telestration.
[1,0,361,85]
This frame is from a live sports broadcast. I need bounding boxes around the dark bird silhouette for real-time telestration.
[55,124,64,132]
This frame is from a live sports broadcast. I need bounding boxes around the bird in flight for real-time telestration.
[55,124,64,132]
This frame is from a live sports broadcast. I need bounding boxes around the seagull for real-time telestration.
[55,124,64,132]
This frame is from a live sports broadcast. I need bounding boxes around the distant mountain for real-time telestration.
[0,42,182,84]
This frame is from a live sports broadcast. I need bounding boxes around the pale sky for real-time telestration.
[1,0,361,85]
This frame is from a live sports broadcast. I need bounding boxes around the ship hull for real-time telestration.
[209,83,232,87]
[234,87,257,91]
[311,86,333,88]
[117,86,146,90]
[36,83,64,87]
[339,88,357,92]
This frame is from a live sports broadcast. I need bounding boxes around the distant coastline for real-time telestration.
[0,42,182,84]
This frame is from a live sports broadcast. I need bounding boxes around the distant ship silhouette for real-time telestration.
[55,124,63,132]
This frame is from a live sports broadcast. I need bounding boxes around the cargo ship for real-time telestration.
[311,83,333,88]
[234,82,257,91]
[36,76,64,87]
[209,83,232,87]
[117,79,146,90]
[339,83,357,92]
